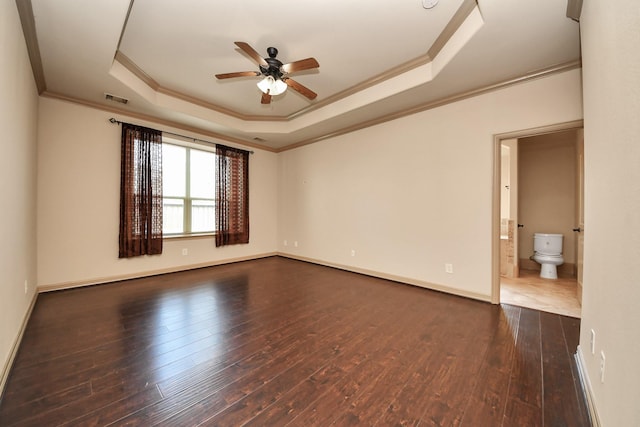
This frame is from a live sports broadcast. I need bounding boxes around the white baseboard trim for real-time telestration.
[278,253,492,303]
[37,252,278,293]
[1,291,38,399]
[39,252,491,303]
[576,345,601,426]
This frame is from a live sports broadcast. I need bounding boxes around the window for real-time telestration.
[162,143,216,236]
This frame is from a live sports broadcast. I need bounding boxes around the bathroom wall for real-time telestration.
[518,130,577,274]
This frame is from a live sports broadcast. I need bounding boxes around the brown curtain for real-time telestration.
[119,123,163,258]
[215,144,249,247]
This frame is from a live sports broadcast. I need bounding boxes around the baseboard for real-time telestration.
[278,253,491,303]
[575,345,601,426]
[37,252,278,293]
[1,291,38,400]
[39,251,490,301]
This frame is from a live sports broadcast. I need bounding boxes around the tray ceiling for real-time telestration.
[23,0,581,150]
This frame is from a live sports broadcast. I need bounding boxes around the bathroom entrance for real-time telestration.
[492,122,584,317]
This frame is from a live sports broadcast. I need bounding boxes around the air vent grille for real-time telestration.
[104,93,129,104]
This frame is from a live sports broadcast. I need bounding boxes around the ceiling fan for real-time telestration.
[215,42,319,105]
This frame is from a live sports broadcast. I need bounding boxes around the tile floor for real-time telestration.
[500,269,582,318]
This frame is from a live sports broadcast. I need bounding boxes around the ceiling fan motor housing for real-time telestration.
[261,47,284,79]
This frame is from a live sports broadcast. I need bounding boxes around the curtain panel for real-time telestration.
[215,144,249,247]
[119,123,163,258]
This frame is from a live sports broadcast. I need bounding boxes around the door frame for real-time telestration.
[491,119,584,304]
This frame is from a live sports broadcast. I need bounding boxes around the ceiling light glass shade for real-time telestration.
[257,76,273,93]
[271,78,287,96]
[257,76,288,96]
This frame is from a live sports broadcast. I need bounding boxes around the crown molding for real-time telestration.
[113,0,478,124]
[40,59,580,153]
[114,51,287,122]
[41,91,278,153]
[277,60,582,152]
[22,0,580,153]
[40,59,579,154]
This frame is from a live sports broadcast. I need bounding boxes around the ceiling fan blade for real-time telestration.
[261,92,272,104]
[215,71,261,79]
[234,41,268,67]
[284,78,317,100]
[281,58,320,74]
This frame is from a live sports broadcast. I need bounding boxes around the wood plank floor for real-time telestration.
[501,270,582,318]
[0,257,590,426]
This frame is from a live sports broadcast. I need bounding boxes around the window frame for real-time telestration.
[162,139,217,238]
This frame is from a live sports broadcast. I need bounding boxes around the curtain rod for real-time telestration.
[108,118,254,154]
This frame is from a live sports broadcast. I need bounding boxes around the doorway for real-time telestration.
[492,121,584,317]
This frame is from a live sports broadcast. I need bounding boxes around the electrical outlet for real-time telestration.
[294,241,298,247]
[283,240,288,246]
[182,248,188,256]
[445,263,453,274]
[24,280,28,294]
[599,351,606,383]
[590,329,596,355]
[351,249,356,257]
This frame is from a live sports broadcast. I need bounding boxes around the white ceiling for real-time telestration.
[27,0,581,150]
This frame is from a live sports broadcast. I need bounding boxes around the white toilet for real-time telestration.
[532,233,564,279]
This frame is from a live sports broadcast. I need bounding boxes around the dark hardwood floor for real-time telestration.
[0,257,590,426]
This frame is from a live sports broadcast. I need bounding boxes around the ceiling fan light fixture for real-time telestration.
[257,75,287,96]
[218,42,318,104]
[256,76,273,93]
[271,78,287,96]
[422,0,439,9]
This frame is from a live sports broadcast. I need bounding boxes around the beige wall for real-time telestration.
[278,69,583,300]
[0,1,39,387]
[9,4,638,424]
[518,130,577,265]
[36,97,279,288]
[580,0,640,425]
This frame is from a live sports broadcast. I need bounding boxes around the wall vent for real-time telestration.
[104,93,129,104]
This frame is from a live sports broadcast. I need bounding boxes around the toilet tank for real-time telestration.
[534,233,563,255]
